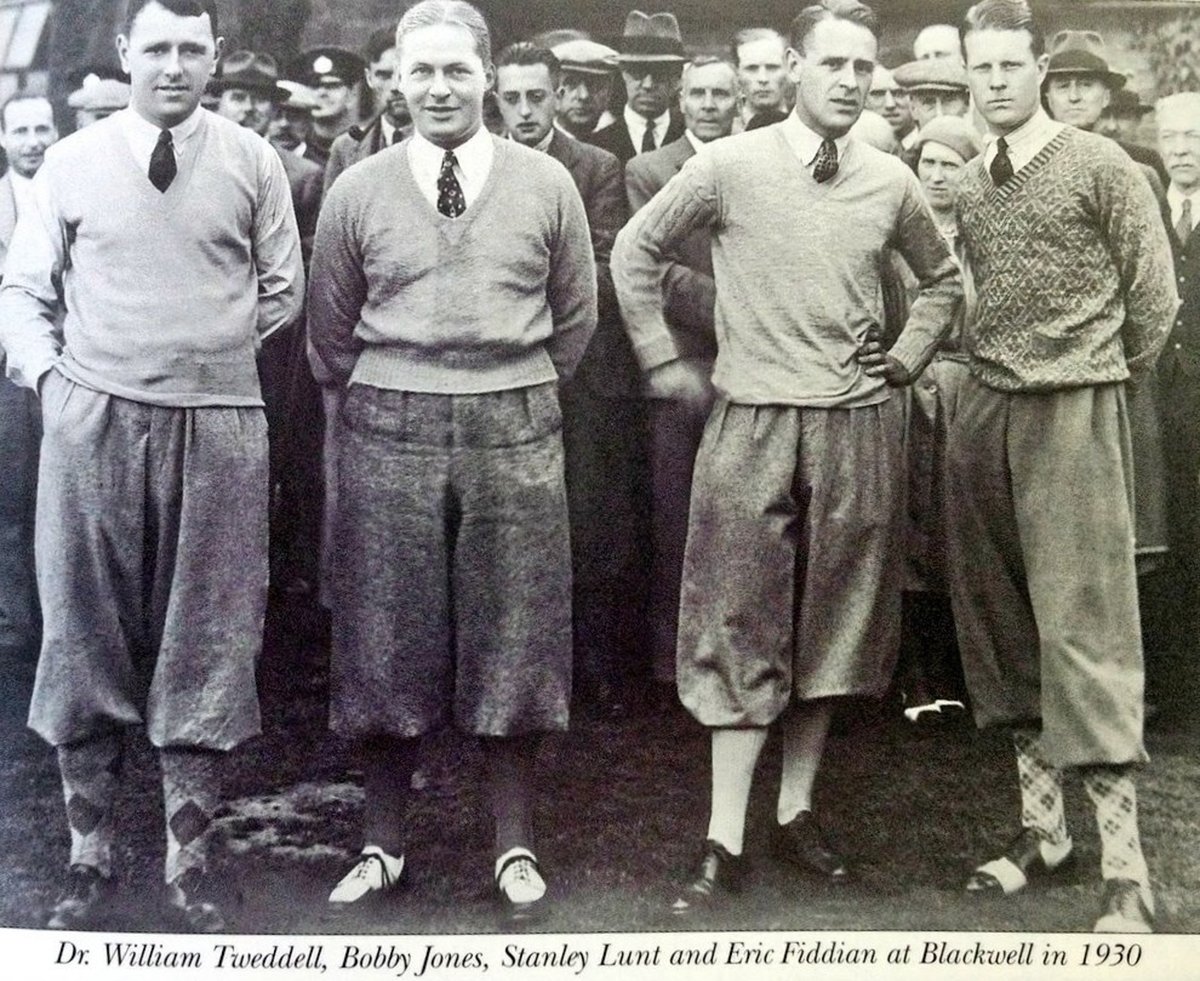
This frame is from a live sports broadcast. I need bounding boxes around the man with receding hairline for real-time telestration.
[615,0,960,914]
[0,0,302,933]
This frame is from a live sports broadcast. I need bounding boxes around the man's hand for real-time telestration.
[643,358,712,408]
[857,326,914,386]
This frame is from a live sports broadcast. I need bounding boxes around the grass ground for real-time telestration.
[1,591,1198,937]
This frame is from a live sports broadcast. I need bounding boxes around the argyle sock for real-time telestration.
[57,733,124,877]
[1013,729,1070,846]
[1082,764,1153,912]
[160,747,223,885]
[706,727,768,855]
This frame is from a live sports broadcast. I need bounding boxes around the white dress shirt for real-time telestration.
[778,111,851,174]
[982,108,1064,175]
[625,104,671,154]
[118,105,203,173]
[9,170,35,219]
[408,125,495,210]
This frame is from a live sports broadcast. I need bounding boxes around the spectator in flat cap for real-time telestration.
[288,47,365,168]
[866,64,916,151]
[1043,29,1167,186]
[552,38,619,139]
[732,27,793,131]
[588,11,686,163]
[895,57,970,129]
[1100,86,1152,145]
[913,23,963,64]
[268,81,318,155]
[68,74,131,129]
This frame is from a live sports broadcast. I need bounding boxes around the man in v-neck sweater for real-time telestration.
[0,0,303,933]
[948,0,1176,934]
[614,0,962,915]
[308,0,596,925]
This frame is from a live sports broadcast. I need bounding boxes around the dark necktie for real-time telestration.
[990,136,1014,186]
[812,138,838,183]
[1177,198,1193,244]
[149,129,176,193]
[641,120,656,154]
[436,150,465,218]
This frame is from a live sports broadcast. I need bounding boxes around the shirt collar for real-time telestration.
[779,110,850,169]
[992,107,1059,151]
[1168,183,1200,210]
[120,104,203,147]
[409,125,494,198]
[510,129,555,154]
[380,116,396,146]
[624,104,671,147]
[684,130,706,154]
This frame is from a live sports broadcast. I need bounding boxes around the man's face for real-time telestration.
[1158,101,1200,194]
[556,69,611,134]
[964,28,1048,135]
[790,18,877,139]
[1,98,57,178]
[910,88,970,128]
[914,25,962,62]
[269,105,312,150]
[215,87,276,136]
[917,139,967,210]
[1045,73,1110,131]
[312,74,352,121]
[865,64,912,136]
[367,46,410,128]
[680,62,738,142]
[736,36,789,114]
[621,61,681,120]
[399,23,491,149]
[496,62,557,147]
[116,0,221,130]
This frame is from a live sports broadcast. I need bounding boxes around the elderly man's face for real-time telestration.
[910,88,969,129]
[1045,73,1110,131]
[736,36,790,114]
[1159,100,1200,194]
[865,65,912,136]
[269,105,312,150]
[621,61,681,120]
[496,62,558,147]
[1,97,57,178]
[680,61,738,142]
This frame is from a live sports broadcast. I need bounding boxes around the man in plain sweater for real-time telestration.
[309,0,595,925]
[949,0,1175,933]
[613,0,961,914]
[0,0,303,933]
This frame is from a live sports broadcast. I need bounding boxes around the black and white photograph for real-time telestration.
[0,0,1198,977]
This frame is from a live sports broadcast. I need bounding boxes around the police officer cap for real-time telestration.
[289,47,365,87]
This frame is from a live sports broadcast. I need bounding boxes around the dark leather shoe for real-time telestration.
[165,868,228,933]
[671,839,747,916]
[47,865,115,929]
[1094,878,1154,933]
[965,827,1074,896]
[772,811,851,884]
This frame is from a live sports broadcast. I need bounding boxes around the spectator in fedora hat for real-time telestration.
[1100,86,1153,146]
[588,10,686,163]
[68,74,131,129]
[287,47,366,168]
[552,38,619,139]
[1043,29,1167,186]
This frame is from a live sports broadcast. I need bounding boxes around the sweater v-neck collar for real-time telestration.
[985,128,1073,202]
[109,110,206,204]
[401,134,505,229]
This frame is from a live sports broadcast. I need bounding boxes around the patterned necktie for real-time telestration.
[990,136,1014,186]
[1177,198,1193,244]
[641,120,656,154]
[812,138,838,183]
[149,129,176,193]
[436,150,465,218]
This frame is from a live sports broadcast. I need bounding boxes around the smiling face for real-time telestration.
[399,22,491,149]
[1044,73,1110,131]
[963,27,1048,135]
[790,17,877,139]
[117,0,221,129]
[1,97,57,178]
[496,62,557,147]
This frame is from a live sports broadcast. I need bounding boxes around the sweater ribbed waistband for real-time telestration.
[350,345,559,394]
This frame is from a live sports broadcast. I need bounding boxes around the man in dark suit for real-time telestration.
[324,27,413,194]
[0,94,56,670]
[624,57,738,699]
[495,41,648,712]
[587,10,686,164]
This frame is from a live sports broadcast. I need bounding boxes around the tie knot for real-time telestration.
[996,136,1008,152]
[157,129,173,147]
[441,149,457,170]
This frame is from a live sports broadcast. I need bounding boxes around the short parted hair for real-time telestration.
[396,0,492,70]
[683,55,738,87]
[961,0,1045,58]
[789,0,880,54]
[123,0,219,38]
[495,42,561,88]
[0,92,52,132]
[730,27,787,65]
[364,26,397,64]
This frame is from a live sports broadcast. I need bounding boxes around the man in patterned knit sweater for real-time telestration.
[949,0,1177,933]
[615,0,962,914]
